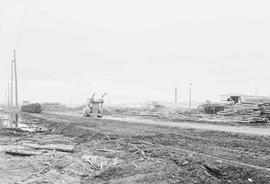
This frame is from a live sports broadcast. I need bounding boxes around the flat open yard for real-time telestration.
[1,111,270,183]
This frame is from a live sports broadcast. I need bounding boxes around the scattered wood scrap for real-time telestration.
[203,164,223,179]
[5,149,42,156]
[28,162,40,172]
[82,154,122,171]
[92,147,121,153]
[22,142,74,152]
[130,140,154,146]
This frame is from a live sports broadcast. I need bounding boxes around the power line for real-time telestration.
[16,2,29,51]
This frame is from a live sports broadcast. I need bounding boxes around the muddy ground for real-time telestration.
[45,110,270,136]
[1,112,270,183]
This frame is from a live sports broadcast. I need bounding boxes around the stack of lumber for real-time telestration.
[197,102,270,123]
[198,103,226,114]
[259,103,270,118]
[217,104,269,123]
[217,104,259,116]
[21,103,42,113]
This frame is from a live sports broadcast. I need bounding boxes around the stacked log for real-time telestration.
[21,103,42,113]
[216,104,269,123]
[198,103,226,114]
[259,103,270,119]
[198,102,270,123]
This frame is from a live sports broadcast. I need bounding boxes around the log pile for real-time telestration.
[259,103,270,118]
[217,104,269,123]
[21,103,42,113]
[199,102,270,123]
[198,103,226,114]
[217,104,259,116]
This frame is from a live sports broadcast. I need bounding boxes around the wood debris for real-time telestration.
[5,148,43,156]
[22,142,74,152]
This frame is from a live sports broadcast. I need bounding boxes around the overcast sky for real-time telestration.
[1,0,270,105]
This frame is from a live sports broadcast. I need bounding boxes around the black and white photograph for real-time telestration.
[1,0,270,183]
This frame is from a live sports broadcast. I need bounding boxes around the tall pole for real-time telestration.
[7,83,10,114]
[175,87,178,103]
[4,83,7,109]
[14,49,19,126]
[10,59,14,121]
[188,83,192,109]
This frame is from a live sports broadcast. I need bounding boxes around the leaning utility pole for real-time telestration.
[188,83,192,109]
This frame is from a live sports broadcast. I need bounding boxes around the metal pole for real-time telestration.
[188,83,192,109]
[14,49,19,126]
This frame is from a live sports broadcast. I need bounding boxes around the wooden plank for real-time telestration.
[5,149,42,156]
[22,142,74,152]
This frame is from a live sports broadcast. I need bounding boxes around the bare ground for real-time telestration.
[1,111,270,183]
[45,110,270,136]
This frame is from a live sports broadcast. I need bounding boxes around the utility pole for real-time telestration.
[188,83,192,109]
[9,50,19,126]
[174,87,178,103]
[14,49,19,126]
[7,83,10,114]
[10,59,14,121]
[4,83,7,109]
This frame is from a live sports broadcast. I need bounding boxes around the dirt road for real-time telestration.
[1,112,270,183]
[47,110,270,136]
[104,116,270,136]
